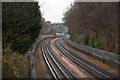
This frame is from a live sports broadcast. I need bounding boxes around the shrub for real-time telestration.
[90,37,103,49]
[11,35,31,54]
[90,37,96,48]
[2,53,28,78]
[3,2,41,54]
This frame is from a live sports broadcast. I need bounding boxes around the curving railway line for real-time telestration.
[41,38,75,79]
[34,37,120,79]
[55,38,119,79]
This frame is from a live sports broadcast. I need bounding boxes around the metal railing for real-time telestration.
[59,38,119,78]
[28,36,52,79]
[63,38,120,65]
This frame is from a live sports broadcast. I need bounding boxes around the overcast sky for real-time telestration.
[38,0,74,23]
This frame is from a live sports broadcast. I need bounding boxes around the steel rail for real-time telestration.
[28,36,52,80]
[41,38,75,79]
[46,42,75,79]
[42,39,60,79]
[55,38,119,79]
[55,39,105,78]
[42,44,58,79]
[63,38,120,66]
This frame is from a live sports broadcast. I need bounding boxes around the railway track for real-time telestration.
[41,38,75,79]
[55,38,119,79]
[63,38,120,66]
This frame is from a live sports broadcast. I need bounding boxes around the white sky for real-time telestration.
[37,0,74,23]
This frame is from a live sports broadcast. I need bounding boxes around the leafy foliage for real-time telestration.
[90,37,103,49]
[90,37,96,48]
[2,53,28,78]
[3,2,41,54]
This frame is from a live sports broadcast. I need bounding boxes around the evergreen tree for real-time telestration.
[3,2,41,54]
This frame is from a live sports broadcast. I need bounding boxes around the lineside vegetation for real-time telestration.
[2,2,41,78]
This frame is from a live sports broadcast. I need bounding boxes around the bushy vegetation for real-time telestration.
[3,2,41,54]
[11,35,32,53]
[2,53,28,78]
[68,30,88,45]
[90,37,103,49]
[2,2,41,78]
[63,2,118,54]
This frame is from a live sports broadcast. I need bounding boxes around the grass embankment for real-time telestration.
[2,46,29,78]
